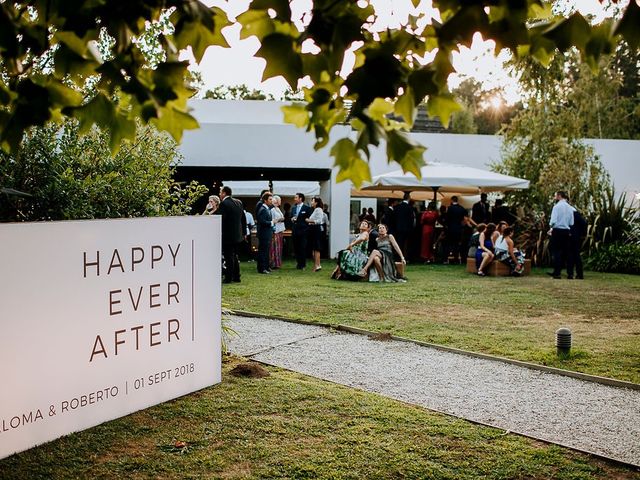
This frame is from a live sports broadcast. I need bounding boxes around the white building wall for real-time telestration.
[585,139,640,199]
[181,100,640,257]
[327,171,352,257]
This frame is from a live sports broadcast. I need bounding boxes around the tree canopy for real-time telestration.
[0,0,638,184]
[495,53,612,214]
[450,78,522,134]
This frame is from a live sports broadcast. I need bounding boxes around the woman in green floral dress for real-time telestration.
[334,221,371,280]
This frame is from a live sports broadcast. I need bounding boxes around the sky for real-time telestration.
[189,0,621,104]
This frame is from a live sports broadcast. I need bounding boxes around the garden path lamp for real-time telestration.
[556,327,572,358]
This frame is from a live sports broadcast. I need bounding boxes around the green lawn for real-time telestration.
[3,261,638,479]
[224,260,640,384]
[1,357,638,480]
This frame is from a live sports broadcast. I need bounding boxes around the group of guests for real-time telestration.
[208,187,584,283]
[354,193,519,266]
[337,192,526,281]
[207,188,330,279]
[421,193,517,264]
[333,220,407,283]
[470,221,525,276]
[256,191,328,274]
[291,193,328,272]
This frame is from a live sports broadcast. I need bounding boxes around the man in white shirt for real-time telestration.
[244,209,256,262]
[244,210,255,237]
[547,191,574,279]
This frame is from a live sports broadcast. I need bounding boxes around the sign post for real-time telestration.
[0,216,221,459]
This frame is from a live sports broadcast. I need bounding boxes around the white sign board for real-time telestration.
[0,216,221,459]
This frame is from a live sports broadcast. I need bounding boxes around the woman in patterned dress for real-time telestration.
[494,226,525,275]
[333,220,371,280]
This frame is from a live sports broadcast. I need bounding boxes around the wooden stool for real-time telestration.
[467,257,531,276]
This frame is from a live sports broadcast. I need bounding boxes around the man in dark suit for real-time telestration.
[567,205,587,280]
[218,186,247,283]
[256,191,274,274]
[445,196,470,264]
[492,198,516,225]
[291,192,312,269]
[393,192,415,259]
[255,188,271,217]
[381,198,397,234]
[471,193,491,225]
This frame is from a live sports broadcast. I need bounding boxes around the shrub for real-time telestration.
[0,121,207,222]
[513,210,551,267]
[585,243,640,275]
[585,188,640,256]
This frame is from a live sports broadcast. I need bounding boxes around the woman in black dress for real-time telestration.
[305,196,326,272]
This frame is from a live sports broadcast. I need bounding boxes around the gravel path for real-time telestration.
[227,315,640,466]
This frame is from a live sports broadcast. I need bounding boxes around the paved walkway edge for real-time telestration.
[230,310,640,392]
[229,312,640,470]
[247,356,639,471]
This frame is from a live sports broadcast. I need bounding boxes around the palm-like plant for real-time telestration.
[585,188,640,255]
[513,211,551,266]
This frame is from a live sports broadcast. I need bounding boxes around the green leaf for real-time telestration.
[344,45,406,107]
[67,93,115,135]
[426,94,461,128]
[367,98,394,123]
[437,5,489,49]
[256,33,302,89]
[281,104,309,128]
[151,104,199,144]
[435,0,461,18]
[354,114,383,155]
[400,147,426,178]
[302,53,329,83]
[173,7,230,63]
[528,34,557,67]
[0,75,79,152]
[54,44,100,78]
[108,114,137,154]
[54,31,93,57]
[528,2,553,21]
[386,130,425,177]
[64,93,136,154]
[408,67,439,104]
[331,138,372,187]
[0,80,12,105]
[44,79,83,108]
[614,0,640,50]
[488,6,508,23]
[394,89,416,127]
[584,21,617,71]
[152,61,193,106]
[237,9,275,40]
[250,0,291,21]
[541,13,590,52]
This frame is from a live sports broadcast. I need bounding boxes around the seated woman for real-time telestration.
[333,221,371,280]
[358,224,406,282]
[494,227,525,275]
[467,223,486,259]
[492,221,509,246]
[476,222,496,276]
